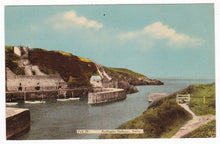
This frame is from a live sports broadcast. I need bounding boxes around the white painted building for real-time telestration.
[90,75,102,87]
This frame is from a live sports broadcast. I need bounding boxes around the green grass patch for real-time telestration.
[179,83,215,115]
[77,56,92,62]
[5,46,25,75]
[99,94,192,139]
[183,120,216,138]
[104,67,146,80]
[99,83,215,139]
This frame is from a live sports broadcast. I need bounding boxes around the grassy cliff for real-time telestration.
[29,48,98,87]
[6,46,162,88]
[180,83,216,138]
[104,67,146,80]
[99,83,215,139]
[5,46,25,75]
[99,93,192,138]
[179,83,215,115]
[183,120,216,138]
[104,67,163,86]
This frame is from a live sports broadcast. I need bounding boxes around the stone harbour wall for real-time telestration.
[6,67,67,92]
[88,88,126,104]
[6,88,92,101]
[6,107,30,140]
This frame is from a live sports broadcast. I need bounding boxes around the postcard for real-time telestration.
[1,1,219,144]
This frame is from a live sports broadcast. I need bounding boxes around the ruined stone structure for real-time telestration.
[6,46,67,92]
[14,46,28,57]
[6,67,66,91]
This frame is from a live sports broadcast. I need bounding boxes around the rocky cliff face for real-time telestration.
[29,48,163,93]
[6,46,163,94]
[103,67,163,94]
[128,77,164,86]
[29,48,97,87]
[118,77,163,94]
[117,80,138,94]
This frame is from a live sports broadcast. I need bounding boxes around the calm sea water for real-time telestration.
[8,78,214,140]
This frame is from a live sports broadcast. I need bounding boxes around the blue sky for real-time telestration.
[5,4,215,79]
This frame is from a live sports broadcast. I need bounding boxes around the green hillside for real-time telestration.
[183,120,216,138]
[104,67,146,80]
[179,83,215,115]
[29,48,98,87]
[99,93,192,138]
[99,83,215,139]
[5,46,161,88]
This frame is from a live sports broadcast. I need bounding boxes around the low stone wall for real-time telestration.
[148,93,170,102]
[88,88,126,104]
[6,75,67,91]
[6,67,67,91]
[6,107,30,140]
[6,88,92,101]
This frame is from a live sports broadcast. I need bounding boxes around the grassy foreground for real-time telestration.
[183,120,216,138]
[99,94,192,138]
[99,83,215,139]
[181,83,216,138]
[179,83,215,115]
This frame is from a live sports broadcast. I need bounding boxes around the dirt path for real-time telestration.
[172,103,215,138]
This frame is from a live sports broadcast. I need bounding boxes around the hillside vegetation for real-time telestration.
[6,46,162,88]
[5,46,25,75]
[179,83,215,115]
[99,93,192,138]
[29,48,98,87]
[183,120,216,138]
[104,67,146,80]
[99,83,215,139]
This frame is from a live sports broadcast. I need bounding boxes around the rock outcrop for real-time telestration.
[118,80,138,94]
[129,77,164,86]
[102,67,164,94]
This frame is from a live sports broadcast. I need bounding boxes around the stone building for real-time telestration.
[6,68,67,91]
[6,46,67,92]
[90,75,102,87]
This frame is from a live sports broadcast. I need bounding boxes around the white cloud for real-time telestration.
[118,22,204,48]
[48,10,103,30]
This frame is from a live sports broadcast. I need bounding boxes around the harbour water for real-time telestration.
[7,78,214,140]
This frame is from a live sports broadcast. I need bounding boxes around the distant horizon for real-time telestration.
[5,4,215,80]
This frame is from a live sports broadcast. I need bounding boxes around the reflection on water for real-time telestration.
[7,78,214,140]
